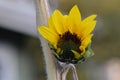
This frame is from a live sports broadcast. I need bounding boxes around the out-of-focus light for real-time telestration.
[0,42,19,80]
[0,0,36,36]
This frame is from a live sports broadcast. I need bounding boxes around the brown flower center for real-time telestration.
[57,31,81,63]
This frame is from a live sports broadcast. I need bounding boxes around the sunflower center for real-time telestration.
[57,31,81,62]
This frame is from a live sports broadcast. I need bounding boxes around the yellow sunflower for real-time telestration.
[38,5,97,64]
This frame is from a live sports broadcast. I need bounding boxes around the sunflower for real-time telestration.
[38,5,97,64]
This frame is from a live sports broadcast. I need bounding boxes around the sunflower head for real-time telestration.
[38,5,97,64]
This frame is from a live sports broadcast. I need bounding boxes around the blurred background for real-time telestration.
[0,0,120,80]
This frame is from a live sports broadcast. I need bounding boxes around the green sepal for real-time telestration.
[53,52,60,59]
[48,43,54,49]
[71,50,81,59]
[53,49,63,59]
[84,47,94,58]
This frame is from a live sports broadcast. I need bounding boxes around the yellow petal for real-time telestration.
[62,15,69,32]
[38,26,59,46]
[72,23,83,35]
[68,5,82,33]
[50,10,65,34]
[80,34,93,54]
[48,16,57,33]
[82,15,97,23]
[81,34,93,46]
[79,46,85,55]
[81,21,96,39]
[76,15,96,37]
[57,48,61,54]
[69,5,81,24]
